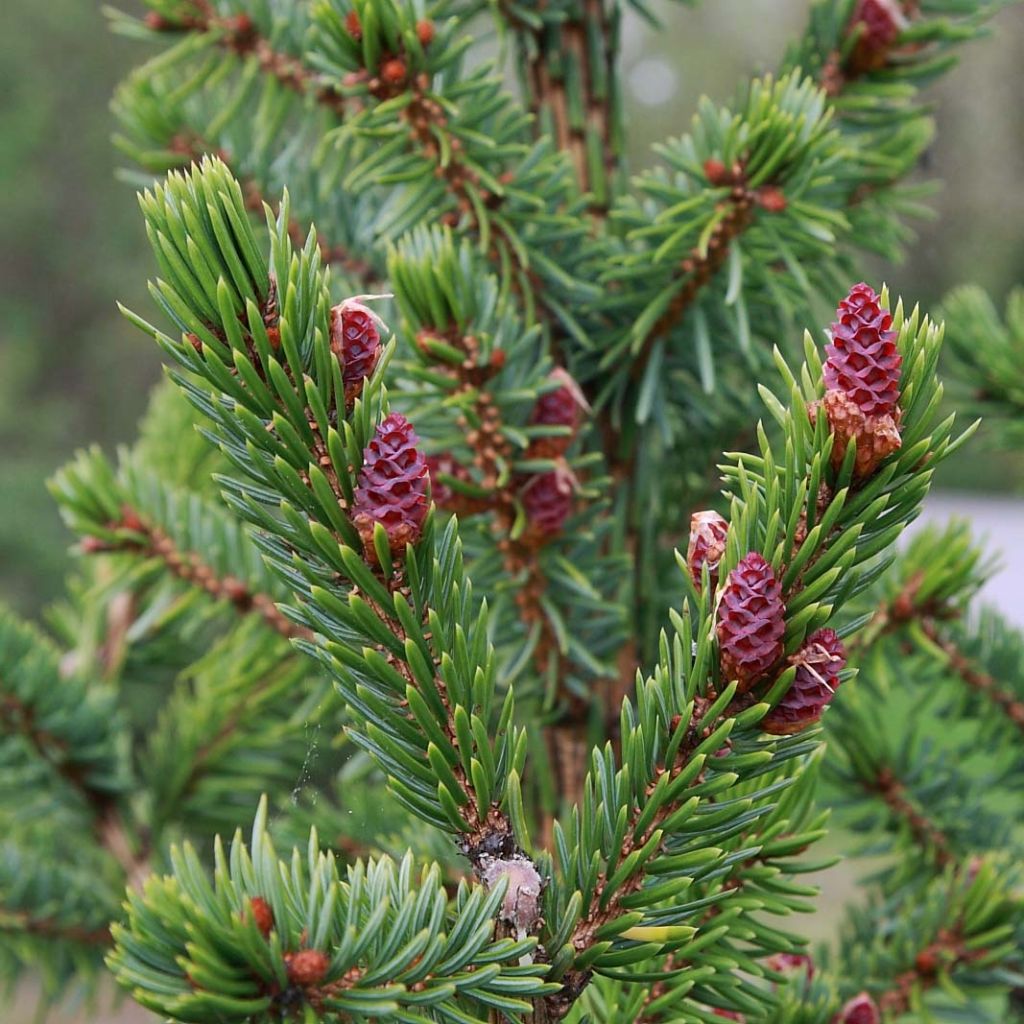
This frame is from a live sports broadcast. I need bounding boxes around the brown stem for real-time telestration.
[856,583,1024,736]
[521,1,619,214]
[84,507,313,643]
[0,908,111,947]
[919,619,1024,734]
[870,767,954,868]
[630,184,755,390]
[422,329,605,813]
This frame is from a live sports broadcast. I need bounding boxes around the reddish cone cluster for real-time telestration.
[248,896,274,938]
[848,0,907,73]
[285,948,330,987]
[352,414,429,559]
[834,992,880,1024]
[815,284,903,478]
[330,299,383,405]
[762,629,846,736]
[716,553,786,692]
[528,370,587,458]
[686,510,729,590]
[522,469,575,537]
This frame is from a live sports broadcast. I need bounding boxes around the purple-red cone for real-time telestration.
[716,553,786,693]
[833,992,880,1024]
[763,629,846,736]
[825,283,901,418]
[848,0,906,73]
[330,300,381,404]
[352,414,429,558]
[528,370,587,458]
[522,469,574,537]
[686,510,729,590]
[814,284,903,478]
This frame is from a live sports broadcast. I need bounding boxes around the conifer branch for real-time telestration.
[142,0,347,115]
[512,0,620,213]
[239,179,376,285]
[869,766,954,868]
[0,908,111,948]
[536,285,961,1017]
[941,284,1024,450]
[122,160,533,877]
[876,919,986,1015]
[848,525,1024,735]
[919,619,1024,734]
[164,126,377,282]
[21,3,1023,1015]
[53,450,316,645]
[108,803,556,1022]
[82,506,313,643]
[630,170,760,383]
[0,658,147,885]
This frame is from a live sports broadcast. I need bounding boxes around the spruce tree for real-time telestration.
[3,2,1023,1022]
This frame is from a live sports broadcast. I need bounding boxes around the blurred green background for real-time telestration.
[1,0,1022,619]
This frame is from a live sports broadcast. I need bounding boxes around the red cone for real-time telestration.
[763,629,846,735]
[834,992,880,1024]
[528,370,587,458]
[352,414,429,558]
[330,299,382,405]
[849,0,906,73]
[716,553,786,692]
[825,283,901,418]
[686,510,729,590]
[522,469,574,537]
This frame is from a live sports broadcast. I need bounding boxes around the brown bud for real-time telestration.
[416,19,435,46]
[248,897,274,937]
[756,185,787,213]
[285,948,330,986]
[344,10,362,38]
[380,58,407,85]
[119,506,145,533]
[144,11,174,31]
[225,14,254,43]
[704,158,728,185]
